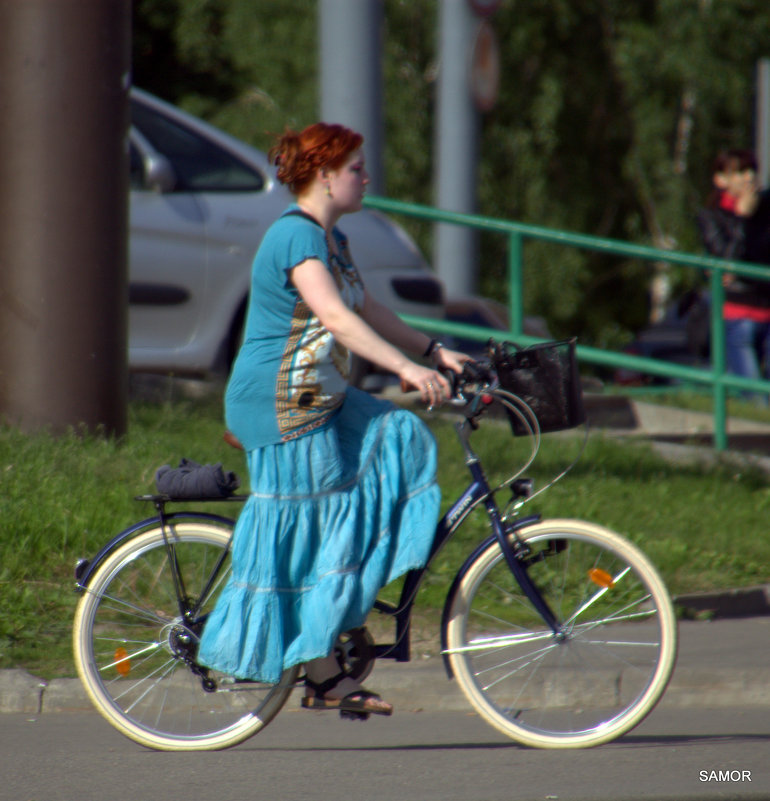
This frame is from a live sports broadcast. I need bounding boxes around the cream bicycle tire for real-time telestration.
[73,521,298,751]
[445,519,677,749]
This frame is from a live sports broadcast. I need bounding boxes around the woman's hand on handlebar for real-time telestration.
[431,344,471,376]
[399,362,452,407]
[398,345,472,407]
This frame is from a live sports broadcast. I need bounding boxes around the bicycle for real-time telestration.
[72,339,678,751]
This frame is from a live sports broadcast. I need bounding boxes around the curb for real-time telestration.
[2,590,768,715]
[0,669,95,715]
[4,661,770,716]
[675,584,770,619]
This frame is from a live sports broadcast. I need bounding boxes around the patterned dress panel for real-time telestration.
[275,232,366,440]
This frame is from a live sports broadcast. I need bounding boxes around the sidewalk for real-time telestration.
[373,617,770,713]
[2,617,769,714]
[584,394,770,472]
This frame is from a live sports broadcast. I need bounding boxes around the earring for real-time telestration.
[325,183,332,197]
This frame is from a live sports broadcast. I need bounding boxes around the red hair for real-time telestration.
[269,123,364,195]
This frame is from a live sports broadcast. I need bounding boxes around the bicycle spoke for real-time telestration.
[98,641,162,674]
[443,629,554,654]
[86,593,171,627]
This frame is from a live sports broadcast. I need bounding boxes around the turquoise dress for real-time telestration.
[197,207,439,684]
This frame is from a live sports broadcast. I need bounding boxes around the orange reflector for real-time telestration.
[114,647,131,677]
[588,568,615,589]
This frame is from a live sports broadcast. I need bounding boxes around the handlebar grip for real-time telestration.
[439,359,494,399]
[460,360,490,382]
[438,365,463,397]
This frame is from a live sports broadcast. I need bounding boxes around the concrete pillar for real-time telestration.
[0,0,130,436]
[433,0,480,298]
[319,0,385,194]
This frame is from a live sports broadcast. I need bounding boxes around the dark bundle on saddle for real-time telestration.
[155,458,240,498]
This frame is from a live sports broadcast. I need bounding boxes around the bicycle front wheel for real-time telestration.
[73,520,298,751]
[445,519,677,749]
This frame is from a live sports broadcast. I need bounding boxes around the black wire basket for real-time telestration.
[490,338,586,436]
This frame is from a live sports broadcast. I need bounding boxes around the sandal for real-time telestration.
[301,673,393,720]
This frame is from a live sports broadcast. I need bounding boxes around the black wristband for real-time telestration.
[423,339,444,358]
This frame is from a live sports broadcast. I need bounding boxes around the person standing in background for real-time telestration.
[697,149,770,397]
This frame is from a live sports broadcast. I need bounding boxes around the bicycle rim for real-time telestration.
[446,519,677,748]
[73,521,298,751]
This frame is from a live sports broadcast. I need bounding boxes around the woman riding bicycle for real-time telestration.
[196,122,469,717]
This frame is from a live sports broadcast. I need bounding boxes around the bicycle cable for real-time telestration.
[485,388,590,515]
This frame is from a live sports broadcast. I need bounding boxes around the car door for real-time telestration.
[128,95,281,373]
[128,122,209,358]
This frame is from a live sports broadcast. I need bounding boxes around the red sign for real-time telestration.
[470,20,500,112]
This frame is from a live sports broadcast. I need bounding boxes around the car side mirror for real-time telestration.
[143,153,177,193]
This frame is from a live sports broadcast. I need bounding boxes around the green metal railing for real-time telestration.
[364,194,770,451]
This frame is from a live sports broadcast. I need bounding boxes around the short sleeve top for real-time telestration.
[224,205,366,450]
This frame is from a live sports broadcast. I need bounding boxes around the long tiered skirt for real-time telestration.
[197,388,439,684]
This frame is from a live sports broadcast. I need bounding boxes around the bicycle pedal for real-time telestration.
[339,709,370,721]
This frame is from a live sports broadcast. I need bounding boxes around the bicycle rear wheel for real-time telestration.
[445,519,677,748]
[73,520,298,751]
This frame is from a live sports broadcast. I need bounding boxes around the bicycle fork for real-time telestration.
[437,453,565,678]
[457,416,564,640]
[488,503,565,639]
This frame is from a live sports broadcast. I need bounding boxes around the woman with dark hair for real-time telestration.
[697,149,770,394]
[197,123,468,717]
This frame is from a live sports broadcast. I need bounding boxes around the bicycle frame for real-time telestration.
[369,415,563,675]
[74,404,564,684]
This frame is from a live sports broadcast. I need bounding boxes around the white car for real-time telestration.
[128,88,445,378]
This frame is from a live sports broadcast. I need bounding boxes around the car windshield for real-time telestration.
[131,99,264,192]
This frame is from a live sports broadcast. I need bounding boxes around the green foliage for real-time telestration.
[382,1,437,207]
[0,393,239,678]
[133,0,318,149]
[130,1,770,345]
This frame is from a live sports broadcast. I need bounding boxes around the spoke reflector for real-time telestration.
[114,647,131,677]
[588,568,615,588]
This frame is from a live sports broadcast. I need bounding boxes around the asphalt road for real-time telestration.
[2,704,767,801]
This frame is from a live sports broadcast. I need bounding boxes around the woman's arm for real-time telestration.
[291,258,453,405]
[360,291,469,373]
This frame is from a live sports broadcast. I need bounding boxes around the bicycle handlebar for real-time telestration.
[445,359,496,396]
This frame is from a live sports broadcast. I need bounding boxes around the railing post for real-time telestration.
[709,268,727,451]
[508,231,524,338]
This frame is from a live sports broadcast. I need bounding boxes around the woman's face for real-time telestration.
[326,149,369,212]
[716,165,757,198]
